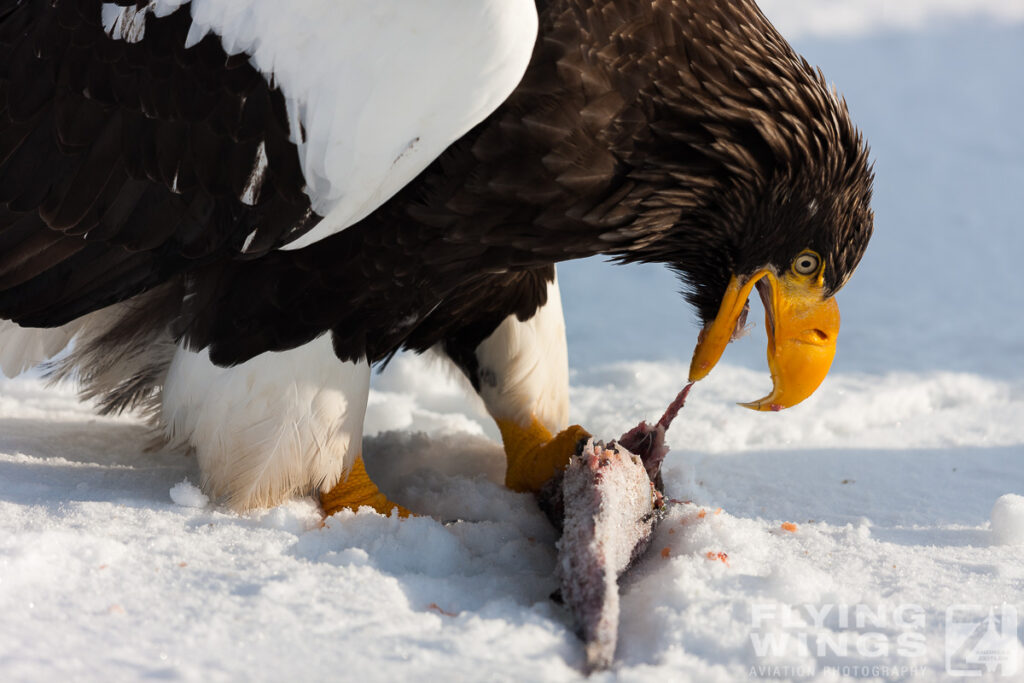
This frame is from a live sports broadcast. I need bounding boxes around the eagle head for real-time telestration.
[609,0,875,409]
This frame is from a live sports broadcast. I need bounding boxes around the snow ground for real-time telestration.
[3,2,1024,681]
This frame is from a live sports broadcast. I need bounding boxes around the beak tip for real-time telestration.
[738,399,786,412]
[688,360,712,383]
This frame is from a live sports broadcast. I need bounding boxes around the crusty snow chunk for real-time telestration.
[170,479,210,509]
[990,494,1024,545]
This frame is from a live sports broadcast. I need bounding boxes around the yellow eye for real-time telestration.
[793,251,820,276]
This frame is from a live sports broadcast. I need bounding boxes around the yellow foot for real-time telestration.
[320,456,411,517]
[498,417,591,493]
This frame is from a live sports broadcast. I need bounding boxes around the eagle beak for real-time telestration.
[688,269,840,411]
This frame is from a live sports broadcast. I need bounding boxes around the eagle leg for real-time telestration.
[498,418,590,493]
[319,456,411,518]
[439,272,587,492]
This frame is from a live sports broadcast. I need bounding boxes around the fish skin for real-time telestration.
[539,383,693,671]
[555,440,660,672]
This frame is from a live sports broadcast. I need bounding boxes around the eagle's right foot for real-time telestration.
[498,418,591,493]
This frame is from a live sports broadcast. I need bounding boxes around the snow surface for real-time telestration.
[169,479,210,509]
[3,2,1024,681]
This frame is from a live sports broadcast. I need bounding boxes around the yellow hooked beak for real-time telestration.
[688,265,840,411]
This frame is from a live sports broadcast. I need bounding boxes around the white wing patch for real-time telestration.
[101,2,154,44]
[101,0,539,249]
[240,141,268,207]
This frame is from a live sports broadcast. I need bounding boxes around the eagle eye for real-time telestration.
[792,251,821,276]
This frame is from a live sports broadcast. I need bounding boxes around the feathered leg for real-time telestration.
[445,272,589,492]
[163,335,402,514]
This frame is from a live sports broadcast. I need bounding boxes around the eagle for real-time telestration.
[0,0,873,514]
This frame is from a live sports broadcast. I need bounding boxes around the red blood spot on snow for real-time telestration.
[706,551,730,567]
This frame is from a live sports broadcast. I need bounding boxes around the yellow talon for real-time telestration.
[320,456,411,517]
[498,417,591,493]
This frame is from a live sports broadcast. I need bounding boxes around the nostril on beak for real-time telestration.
[804,329,830,344]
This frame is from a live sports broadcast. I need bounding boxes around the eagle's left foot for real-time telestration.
[320,456,411,517]
[498,418,591,493]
